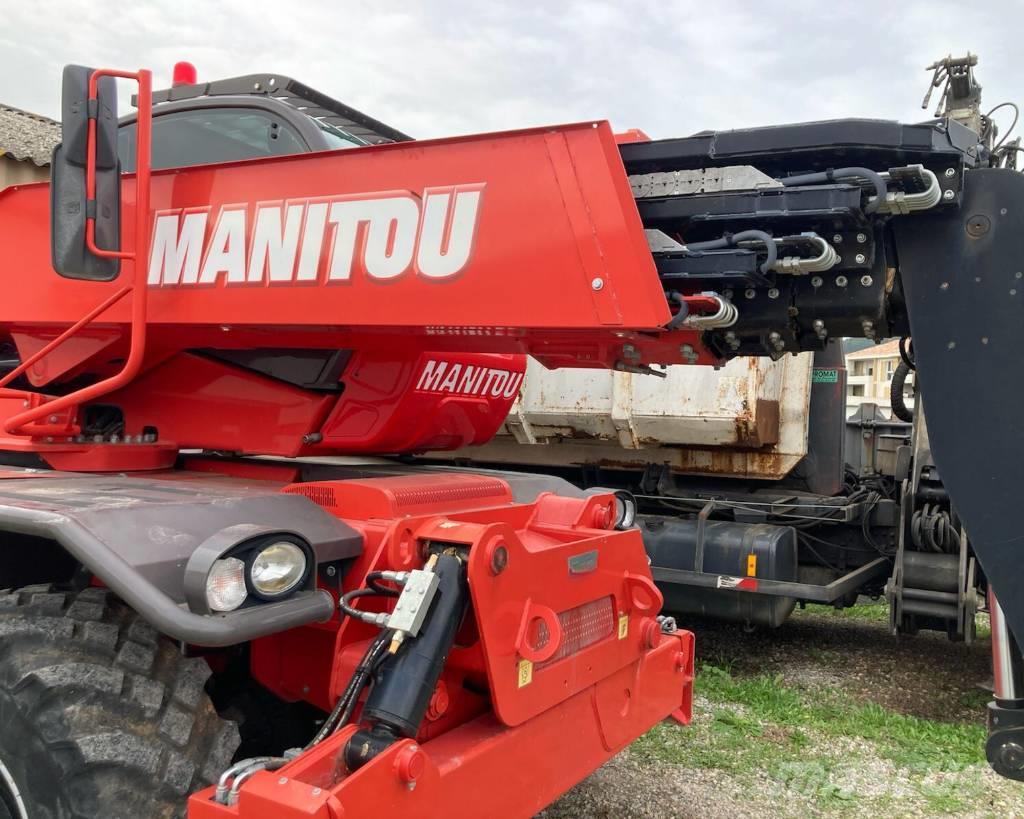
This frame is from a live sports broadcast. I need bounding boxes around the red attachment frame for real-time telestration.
[195,472,695,819]
[0,68,152,437]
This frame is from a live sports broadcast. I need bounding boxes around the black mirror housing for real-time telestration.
[50,65,122,281]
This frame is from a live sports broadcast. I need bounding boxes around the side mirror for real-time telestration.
[50,64,121,280]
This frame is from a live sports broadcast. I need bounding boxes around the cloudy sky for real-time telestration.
[2,2,1021,140]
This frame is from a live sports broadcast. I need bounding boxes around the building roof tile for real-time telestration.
[0,104,61,166]
[846,339,901,360]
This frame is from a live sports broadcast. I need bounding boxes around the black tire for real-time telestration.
[0,585,240,819]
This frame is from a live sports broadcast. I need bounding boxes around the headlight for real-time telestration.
[249,541,308,598]
[613,491,637,530]
[206,557,248,612]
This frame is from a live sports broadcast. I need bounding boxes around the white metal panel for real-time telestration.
[444,353,814,481]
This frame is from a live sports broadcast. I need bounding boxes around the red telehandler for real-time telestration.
[0,57,1021,817]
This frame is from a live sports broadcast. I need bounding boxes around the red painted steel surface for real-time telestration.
[318,351,525,453]
[199,470,694,819]
[0,118,719,467]
[0,123,668,333]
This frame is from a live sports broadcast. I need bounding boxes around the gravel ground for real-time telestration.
[540,606,1024,818]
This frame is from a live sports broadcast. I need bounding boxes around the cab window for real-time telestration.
[118,107,307,172]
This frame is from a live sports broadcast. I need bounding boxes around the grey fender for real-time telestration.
[0,472,361,646]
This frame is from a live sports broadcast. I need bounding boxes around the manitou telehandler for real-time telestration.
[0,54,1021,817]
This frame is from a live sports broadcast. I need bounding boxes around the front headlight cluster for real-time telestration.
[206,539,310,613]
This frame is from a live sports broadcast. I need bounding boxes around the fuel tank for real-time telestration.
[639,515,799,628]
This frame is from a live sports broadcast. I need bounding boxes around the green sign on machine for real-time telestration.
[812,368,839,383]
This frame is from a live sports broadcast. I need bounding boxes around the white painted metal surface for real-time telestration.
[442,353,814,481]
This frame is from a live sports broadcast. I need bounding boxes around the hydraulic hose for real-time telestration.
[890,359,914,422]
[686,229,778,273]
[779,167,887,214]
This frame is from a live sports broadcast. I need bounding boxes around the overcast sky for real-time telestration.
[2,2,1022,140]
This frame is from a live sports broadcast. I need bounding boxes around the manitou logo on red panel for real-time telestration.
[147,185,485,287]
[415,359,524,399]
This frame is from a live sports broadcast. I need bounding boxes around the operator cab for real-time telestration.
[116,67,411,172]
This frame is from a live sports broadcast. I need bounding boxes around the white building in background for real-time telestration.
[844,339,914,419]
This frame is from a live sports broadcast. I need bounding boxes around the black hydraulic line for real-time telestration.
[665,290,689,329]
[366,571,402,597]
[339,587,384,620]
[686,230,778,273]
[899,336,916,370]
[890,359,914,422]
[305,629,392,748]
[334,631,394,732]
[779,167,887,214]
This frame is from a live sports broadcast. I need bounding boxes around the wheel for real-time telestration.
[0,585,240,819]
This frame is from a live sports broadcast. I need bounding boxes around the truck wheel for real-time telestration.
[0,585,240,819]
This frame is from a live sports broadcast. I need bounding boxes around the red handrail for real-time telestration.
[1,68,152,437]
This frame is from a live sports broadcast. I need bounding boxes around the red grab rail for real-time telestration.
[0,68,152,437]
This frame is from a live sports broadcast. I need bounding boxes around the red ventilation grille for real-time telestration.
[389,478,509,510]
[287,484,338,509]
[535,596,616,671]
[283,474,513,518]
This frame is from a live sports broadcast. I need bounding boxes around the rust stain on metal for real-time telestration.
[732,398,780,447]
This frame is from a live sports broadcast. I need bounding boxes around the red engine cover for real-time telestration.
[319,351,525,453]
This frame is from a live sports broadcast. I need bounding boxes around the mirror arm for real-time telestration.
[0,68,153,438]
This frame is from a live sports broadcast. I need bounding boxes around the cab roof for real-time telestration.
[141,73,412,145]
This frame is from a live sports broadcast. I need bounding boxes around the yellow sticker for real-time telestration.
[746,554,758,577]
[618,613,629,640]
[517,659,533,688]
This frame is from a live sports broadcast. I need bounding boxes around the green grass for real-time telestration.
[696,663,985,772]
[633,662,990,813]
[793,601,890,623]
[793,601,993,642]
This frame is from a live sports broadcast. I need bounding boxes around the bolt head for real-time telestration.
[835,276,848,287]
[832,234,843,243]
[860,275,873,287]
[591,277,604,291]
[744,288,756,299]
[856,233,867,243]
[943,189,955,201]
[767,288,780,299]
[944,167,956,177]
[855,253,866,265]
[811,276,823,288]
